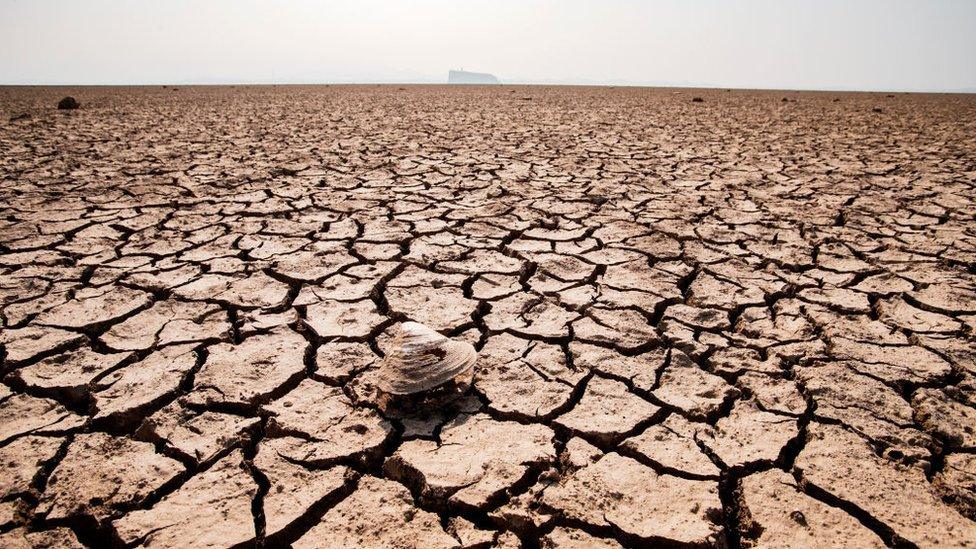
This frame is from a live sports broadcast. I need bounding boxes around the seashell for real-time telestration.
[376,322,477,395]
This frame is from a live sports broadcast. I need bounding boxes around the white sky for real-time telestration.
[1,0,974,91]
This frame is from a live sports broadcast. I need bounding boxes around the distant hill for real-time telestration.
[448,70,500,84]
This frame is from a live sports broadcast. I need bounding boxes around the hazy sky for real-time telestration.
[2,0,975,91]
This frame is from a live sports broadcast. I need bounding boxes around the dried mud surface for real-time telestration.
[1,85,975,548]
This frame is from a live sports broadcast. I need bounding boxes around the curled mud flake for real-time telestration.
[796,423,976,547]
[113,450,257,548]
[385,413,556,510]
[739,469,885,548]
[293,476,457,549]
[39,432,183,522]
[541,452,723,546]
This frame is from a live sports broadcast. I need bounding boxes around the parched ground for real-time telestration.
[1,85,975,548]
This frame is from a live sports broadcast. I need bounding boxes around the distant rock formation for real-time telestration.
[448,70,500,84]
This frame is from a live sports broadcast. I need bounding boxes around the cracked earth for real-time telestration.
[0,85,975,548]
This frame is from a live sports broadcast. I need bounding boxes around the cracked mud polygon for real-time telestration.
[1,85,975,548]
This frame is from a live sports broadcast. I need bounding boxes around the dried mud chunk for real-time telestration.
[483,293,578,339]
[797,287,871,313]
[448,516,496,548]
[313,340,378,383]
[796,362,931,461]
[620,414,719,478]
[554,377,660,445]
[186,328,306,408]
[709,347,783,376]
[216,272,291,309]
[254,444,351,540]
[0,393,84,443]
[135,401,259,464]
[828,338,952,385]
[910,283,976,314]
[737,372,806,415]
[385,413,555,509]
[699,400,798,469]
[9,347,132,404]
[739,469,885,548]
[0,436,64,498]
[542,452,723,545]
[271,248,357,281]
[385,284,477,332]
[385,267,476,319]
[0,527,84,548]
[689,272,766,310]
[569,342,664,392]
[561,436,603,470]
[934,453,976,521]
[654,351,739,420]
[293,476,457,549]
[475,334,583,420]
[113,450,257,548]
[261,379,392,466]
[36,285,151,329]
[541,527,624,549]
[39,432,183,522]
[913,388,976,449]
[471,273,521,300]
[796,423,976,547]
[665,304,731,331]
[304,298,387,339]
[0,326,85,365]
[101,299,228,350]
[572,307,658,351]
[93,345,197,425]
[878,296,962,333]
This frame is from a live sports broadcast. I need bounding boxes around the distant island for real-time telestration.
[448,70,500,84]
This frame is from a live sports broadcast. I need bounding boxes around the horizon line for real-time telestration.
[1,80,974,95]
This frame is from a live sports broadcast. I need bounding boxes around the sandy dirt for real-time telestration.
[0,85,975,548]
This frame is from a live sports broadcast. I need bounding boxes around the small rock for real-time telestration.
[57,97,79,110]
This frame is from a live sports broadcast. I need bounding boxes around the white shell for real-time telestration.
[376,322,477,395]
